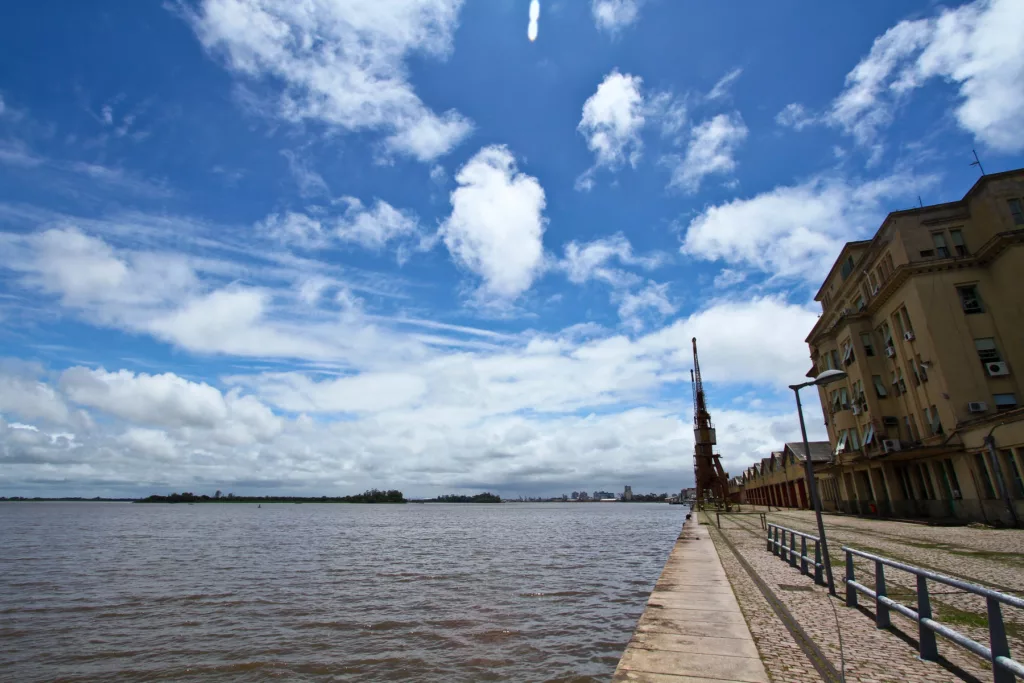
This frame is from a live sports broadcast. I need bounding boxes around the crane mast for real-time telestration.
[690,337,730,510]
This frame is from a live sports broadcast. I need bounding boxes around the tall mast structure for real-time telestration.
[690,337,730,510]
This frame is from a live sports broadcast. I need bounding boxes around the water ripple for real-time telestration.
[0,501,681,681]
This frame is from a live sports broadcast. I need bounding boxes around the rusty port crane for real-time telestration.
[690,337,730,510]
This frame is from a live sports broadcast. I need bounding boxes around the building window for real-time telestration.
[932,232,949,258]
[1004,451,1024,499]
[943,459,962,499]
[861,332,875,357]
[917,355,928,382]
[842,341,855,366]
[1010,198,1024,226]
[918,464,936,499]
[831,349,840,369]
[974,453,996,499]
[925,405,942,435]
[862,422,875,447]
[880,321,893,349]
[840,255,855,280]
[893,310,905,337]
[994,393,1018,412]
[834,431,849,455]
[873,375,887,398]
[899,307,913,335]
[950,229,967,256]
[905,414,920,441]
[919,249,935,258]
[957,285,984,314]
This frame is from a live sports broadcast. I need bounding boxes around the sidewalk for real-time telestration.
[705,507,1024,682]
[614,514,769,683]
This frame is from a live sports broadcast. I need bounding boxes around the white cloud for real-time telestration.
[712,268,748,289]
[617,281,676,331]
[706,67,743,102]
[0,365,73,426]
[189,0,472,161]
[0,293,826,494]
[666,112,748,193]
[440,145,547,300]
[576,70,645,189]
[829,0,1024,152]
[592,0,642,33]
[258,198,425,255]
[281,150,328,197]
[335,197,421,250]
[775,103,816,131]
[560,234,666,287]
[60,366,282,444]
[682,172,929,280]
[258,211,328,247]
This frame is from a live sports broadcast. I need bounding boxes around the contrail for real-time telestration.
[528,0,540,41]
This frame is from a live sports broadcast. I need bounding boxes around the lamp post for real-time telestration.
[790,368,846,597]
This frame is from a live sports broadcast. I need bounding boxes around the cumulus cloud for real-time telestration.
[0,293,825,495]
[665,112,748,193]
[440,145,547,301]
[829,0,1024,152]
[188,0,472,161]
[591,0,642,33]
[617,282,676,331]
[258,198,426,255]
[682,172,930,280]
[576,70,645,189]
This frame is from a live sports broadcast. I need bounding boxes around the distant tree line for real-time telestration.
[135,489,406,504]
[620,493,670,502]
[421,492,501,503]
[0,496,136,502]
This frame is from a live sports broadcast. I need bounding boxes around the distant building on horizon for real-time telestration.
[623,485,633,501]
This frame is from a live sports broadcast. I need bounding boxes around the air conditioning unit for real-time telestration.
[882,439,901,453]
[852,405,861,415]
[968,401,988,413]
[987,362,1010,377]
[885,347,896,358]
[904,331,915,342]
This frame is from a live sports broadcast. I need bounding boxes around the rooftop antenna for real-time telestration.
[918,196,924,209]
[970,149,986,176]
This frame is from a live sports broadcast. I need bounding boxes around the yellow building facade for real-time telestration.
[806,169,1024,525]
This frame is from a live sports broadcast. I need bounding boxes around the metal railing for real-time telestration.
[843,546,1024,682]
[765,523,825,585]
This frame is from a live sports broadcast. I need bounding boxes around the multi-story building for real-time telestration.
[806,169,1024,525]
[623,485,633,501]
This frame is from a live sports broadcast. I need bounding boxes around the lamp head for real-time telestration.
[813,369,848,386]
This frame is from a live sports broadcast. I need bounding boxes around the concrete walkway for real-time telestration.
[614,514,768,683]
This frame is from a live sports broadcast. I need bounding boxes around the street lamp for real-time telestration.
[789,368,847,596]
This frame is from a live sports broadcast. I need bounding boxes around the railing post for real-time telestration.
[917,575,937,661]
[789,531,798,567]
[773,526,779,556]
[845,551,857,607]
[875,560,890,628]
[800,536,809,576]
[988,596,1013,683]
[766,526,772,552]
[814,540,824,585]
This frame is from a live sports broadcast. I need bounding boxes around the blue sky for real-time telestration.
[1,0,1022,498]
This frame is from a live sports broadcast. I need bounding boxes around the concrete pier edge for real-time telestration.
[613,512,769,683]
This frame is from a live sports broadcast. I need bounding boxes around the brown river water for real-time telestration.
[0,502,683,682]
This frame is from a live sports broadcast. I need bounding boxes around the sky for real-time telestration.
[2,0,1023,499]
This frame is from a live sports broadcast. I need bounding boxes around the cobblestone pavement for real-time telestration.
[703,507,1024,683]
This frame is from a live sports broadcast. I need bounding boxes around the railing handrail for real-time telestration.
[767,523,820,542]
[843,546,1024,610]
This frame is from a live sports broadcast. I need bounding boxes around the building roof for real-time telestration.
[784,441,833,463]
[812,168,1023,302]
